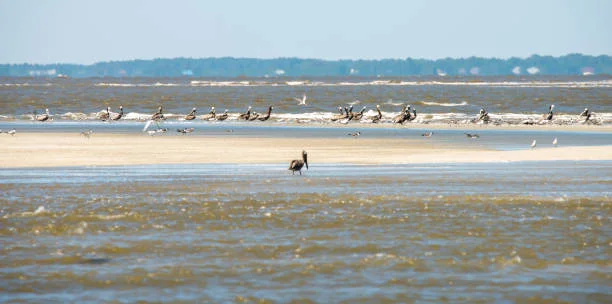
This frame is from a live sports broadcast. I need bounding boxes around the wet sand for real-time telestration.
[1,132,610,168]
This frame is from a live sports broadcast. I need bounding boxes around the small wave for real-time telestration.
[421,101,469,107]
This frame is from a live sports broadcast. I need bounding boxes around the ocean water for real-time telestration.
[1,162,611,302]
[1,76,612,302]
[1,76,611,125]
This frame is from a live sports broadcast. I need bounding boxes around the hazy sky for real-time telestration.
[1,0,610,64]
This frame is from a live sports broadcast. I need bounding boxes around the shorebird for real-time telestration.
[216,109,229,121]
[238,106,252,120]
[177,127,195,135]
[5,129,16,136]
[99,107,110,121]
[147,128,167,136]
[579,108,591,122]
[294,94,307,105]
[552,137,558,147]
[289,150,308,175]
[248,111,260,121]
[348,131,361,137]
[80,129,94,138]
[110,106,124,121]
[371,105,382,123]
[408,108,417,121]
[393,105,410,124]
[421,131,433,137]
[184,108,197,120]
[35,108,51,121]
[465,133,480,138]
[202,107,216,120]
[531,140,537,149]
[258,106,273,121]
[545,104,555,121]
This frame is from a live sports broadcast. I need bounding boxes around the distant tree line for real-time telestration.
[0,54,610,77]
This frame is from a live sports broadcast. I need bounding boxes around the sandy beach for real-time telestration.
[1,132,610,168]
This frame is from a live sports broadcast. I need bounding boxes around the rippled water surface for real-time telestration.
[2,162,611,302]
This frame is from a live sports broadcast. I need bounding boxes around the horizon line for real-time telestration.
[2,53,611,66]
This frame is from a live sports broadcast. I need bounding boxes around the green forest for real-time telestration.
[1,54,609,77]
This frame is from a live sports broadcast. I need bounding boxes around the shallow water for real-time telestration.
[1,162,611,302]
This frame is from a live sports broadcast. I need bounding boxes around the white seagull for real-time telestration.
[552,137,558,147]
[294,94,307,105]
[531,140,537,149]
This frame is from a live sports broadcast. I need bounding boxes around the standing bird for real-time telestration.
[5,129,16,136]
[184,108,197,120]
[99,107,111,121]
[478,108,490,122]
[545,105,555,121]
[110,106,124,121]
[35,109,51,121]
[294,94,307,105]
[552,137,558,147]
[531,140,537,149]
[177,127,195,135]
[393,105,410,124]
[421,131,433,137]
[465,133,480,138]
[202,107,216,120]
[348,131,361,137]
[350,106,367,121]
[258,106,273,121]
[408,108,417,121]
[289,150,308,175]
[80,129,94,138]
[239,106,252,120]
[151,106,165,121]
[579,108,591,122]
[371,105,383,123]
[331,106,348,121]
[216,109,229,121]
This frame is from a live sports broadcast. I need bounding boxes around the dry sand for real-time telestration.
[0,132,610,168]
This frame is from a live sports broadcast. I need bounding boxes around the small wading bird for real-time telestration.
[177,127,195,135]
[99,107,110,121]
[35,108,51,121]
[465,133,480,138]
[216,109,229,121]
[5,129,16,136]
[422,131,433,137]
[184,108,197,120]
[348,131,361,137]
[147,128,167,136]
[294,94,307,105]
[80,129,94,138]
[531,140,537,149]
[552,137,558,147]
[110,106,124,121]
[289,150,308,175]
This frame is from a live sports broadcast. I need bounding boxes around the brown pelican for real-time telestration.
[393,105,410,124]
[289,150,308,175]
[545,105,554,121]
[258,106,273,121]
[99,107,110,121]
[579,108,591,122]
[478,108,490,122]
[348,131,361,137]
[80,129,94,138]
[216,109,229,121]
[110,106,124,121]
[371,105,382,123]
[151,106,165,121]
[331,106,348,121]
[238,106,252,120]
[202,107,216,120]
[465,133,480,138]
[35,109,51,121]
[184,108,197,120]
[350,106,367,121]
[408,108,417,121]
[248,111,261,121]
[421,131,433,137]
[177,127,195,134]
